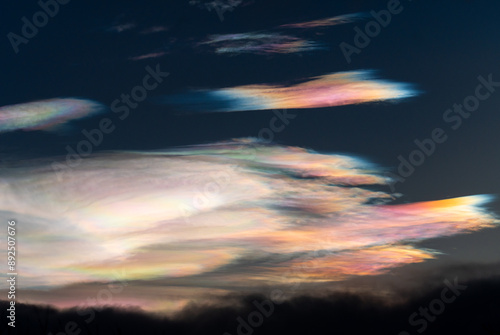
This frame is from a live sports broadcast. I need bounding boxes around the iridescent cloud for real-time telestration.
[190,0,244,19]
[196,12,361,55]
[279,13,364,29]
[0,98,105,133]
[140,26,169,34]
[0,139,497,312]
[161,71,417,112]
[106,23,136,33]
[128,51,168,61]
[199,32,323,54]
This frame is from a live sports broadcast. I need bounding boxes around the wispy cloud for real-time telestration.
[190,0,246,21]
[160,70,418,112]
[279,13,365,29]
[139,26,169,34]
[0,98,104,133]
[0,139,496,312]
[106,23,136,33]
[195,12,362,55]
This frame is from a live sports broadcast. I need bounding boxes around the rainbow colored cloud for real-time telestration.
[0,139,496,312]
[0,98,104,133]
[197,13,363,55]
[161,70,417,113]
[199,32,323,55]
[279,13,364,29]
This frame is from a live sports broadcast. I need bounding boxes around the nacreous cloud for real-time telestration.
[198,32,323,55]
[279,13,364,29]
[0,98,104,133]
[0,139,497,312]
[160,71,417,113]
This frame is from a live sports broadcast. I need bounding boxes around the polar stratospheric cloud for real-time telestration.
[199,32,323,55]
[0,139,497,312]
[279,13,364,29]
[0,98,105,133]
[161,71,417,113]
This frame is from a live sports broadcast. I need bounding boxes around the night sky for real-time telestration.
[1,0,500,334]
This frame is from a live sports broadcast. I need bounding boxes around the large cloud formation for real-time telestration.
[0,139,497,312]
